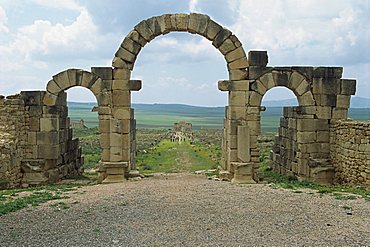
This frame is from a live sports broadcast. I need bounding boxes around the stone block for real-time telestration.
[188,13,209,35]
[80,72,99,88]
[115,47,136,63]
[297,131,316,144]
[43,92,58,106]
[129,80,142,91]
[336,95,351,108]
[316,106,332,119]
[52,71,70,91]
[174,14,189,31]
[272,70,290,86]
[229,91,246,106]
[289,71,306,89]
[112,90,131,107]
[218,80,249,91]
[258,72,275,90]
[298,91,315,106]
[212,28,232,48]
[237,126,250,162]
[250,80,267,95]
[113,107,131,120]
[113,68,131,80]
[332,108,348,119]
[110,133,123,147]
[229,69,248,80]
[37,131,60,145]
[205,19,223,40]
[134,20,154,42]
[156,14,172,34]
[295,79,310,96]
[313,67,343,79]
[227,106,246,120]
[146,17,162,36]
[248,92,263,107]
[38,144,60,159]
[89,78,103,95]
[248,67,272,80]
[99,133,110,149]
[231,162,255,184]
[99,119,110,133]
[316,131,330,143]
[27,132,37,145]
[247,121,260,135]
[67,69,83,86]
[126,30,147,47]
[121,37,142,55]
[45,80,62,95]
[40,118,59,131]
[112,57,134,70]
[225,47,246,63]
[248,50,268,67]
[91,67,113,80]
[218,37,237,55]
[96,91,112,107]
[340,79,356,95]
[227,57,249,70]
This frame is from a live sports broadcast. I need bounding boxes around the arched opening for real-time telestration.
[66,86,100,176]
[131,32,227,175]
[259,86,299,178]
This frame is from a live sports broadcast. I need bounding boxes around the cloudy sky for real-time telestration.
[0,0,369,106]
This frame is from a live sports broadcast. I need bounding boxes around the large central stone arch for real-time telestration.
[107,13,250,183]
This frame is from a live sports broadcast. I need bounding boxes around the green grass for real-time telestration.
[0,184,79,216]
[136,139,219,174]
[263,171,370,201]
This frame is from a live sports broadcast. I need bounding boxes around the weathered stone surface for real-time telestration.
[237,126,250,162]
[218,80,249,91]
[174,14,189,31]
[67,69,83,86]
[205,19,223,40]
[121,37,142,55]
[188,13,209,35]
[126,30,147,47]
[229,69,248,80]
[46,80,62,95]
[212,28,232,48]
[248,51,268,67]
[227,57,249,70]
[146,17,162,36]
[52,71,70,91]
[115,47,136,63]
[112,90,131,107]
[231,162,255,184]
[134,20,154,42]
[229,91,246,106]
[340,79,356,95]
[156,14,172,34]
[225,47,246,63]
[91,67,113,80]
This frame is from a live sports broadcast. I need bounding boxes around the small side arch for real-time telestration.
[249,69,315,107]
[43,69,104,106]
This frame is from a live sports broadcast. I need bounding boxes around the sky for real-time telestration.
[0,0,369,106]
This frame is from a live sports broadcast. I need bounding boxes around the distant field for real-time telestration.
[67,102,370,132]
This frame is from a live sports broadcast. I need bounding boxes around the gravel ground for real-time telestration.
[1,173,369,246]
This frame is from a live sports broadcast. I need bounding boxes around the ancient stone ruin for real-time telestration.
[171,121,193,144]
[0,13,369,188]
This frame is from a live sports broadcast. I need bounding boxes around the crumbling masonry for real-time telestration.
[0,13,369,188]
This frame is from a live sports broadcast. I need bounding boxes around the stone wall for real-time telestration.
[330,120,370,185]
[0,91,83,188]
[0,95,27,188]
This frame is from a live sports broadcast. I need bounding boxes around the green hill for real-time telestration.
[67,102,369,131]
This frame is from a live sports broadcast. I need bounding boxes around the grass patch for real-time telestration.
[264,171,370,201]
[0,184,79,216]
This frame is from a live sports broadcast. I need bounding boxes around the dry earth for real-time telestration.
[1,173,369,246]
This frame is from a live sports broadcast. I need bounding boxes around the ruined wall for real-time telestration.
[330,120,370,185]
[0,91,83,188]
[0,95,27,188]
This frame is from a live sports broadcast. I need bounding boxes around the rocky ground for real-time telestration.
[1,173,369,246]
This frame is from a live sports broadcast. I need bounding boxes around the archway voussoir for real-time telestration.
[115,47,136,64]
[295,79,311,96]
[134,20,154,42]
[298,91,316,106]
[188,13,210,35]
[174,13,189,31]
[127,30,147,47]
[146,17,162,37]
[90,78,103,96]
[218,37,237,55]
[229,69,248,81]
[121,37,142,56]
[156,14,172,34]
[227,57,249,70]
[205,19,223,41]
[46,79,62,95]
[259,72,275,90]
[81,71,99,88]
[212,28,232,48]
[52,71,71,91]
[67,68,83,86]
[225,47,246,63]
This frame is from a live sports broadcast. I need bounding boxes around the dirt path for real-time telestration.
[1,173,369,246]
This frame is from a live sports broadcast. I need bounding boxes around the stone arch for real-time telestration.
[43,69,105,106]
[112,13,248,80]
[249,69,315,107]
[106,13,249,183]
